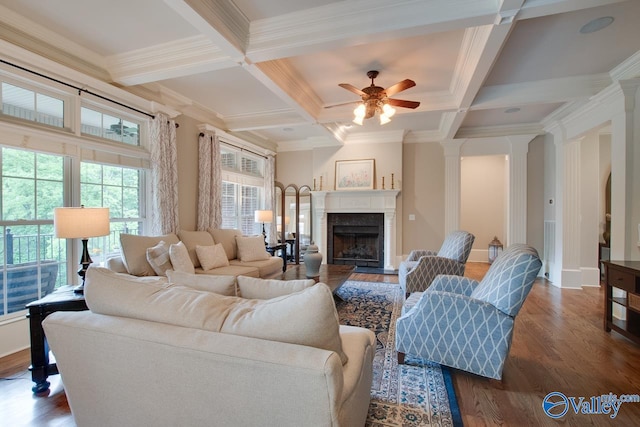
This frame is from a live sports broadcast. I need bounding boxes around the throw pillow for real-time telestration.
[235,235,270,262]
[237,276,315,299]
[177,230,215,268]
[169,241,195,274]
[207,228,242,260]
[196,243,229,271]
[146,240,172,276]
[166,270,236,296]
[119,233,180,276]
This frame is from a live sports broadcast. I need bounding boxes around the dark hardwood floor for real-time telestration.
[2,263,640,426]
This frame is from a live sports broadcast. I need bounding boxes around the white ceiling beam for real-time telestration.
[107,36,236,86]
[224,109,309,132]
[518,0,628,20]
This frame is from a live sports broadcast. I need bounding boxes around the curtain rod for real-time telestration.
[0,58,156,119]
[200,132,268,159]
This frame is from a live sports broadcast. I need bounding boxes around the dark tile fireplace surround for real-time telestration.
[327,213,384,268]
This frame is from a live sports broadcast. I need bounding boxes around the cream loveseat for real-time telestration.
[43,267,375,427]
[109,228,283,280]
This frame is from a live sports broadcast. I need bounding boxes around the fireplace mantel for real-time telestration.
[311,190,400,270]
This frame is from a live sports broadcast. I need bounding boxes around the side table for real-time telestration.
[26,285,88,394]
[265,243,288,272]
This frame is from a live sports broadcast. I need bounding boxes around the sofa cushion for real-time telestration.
[177,230,215,268]
[229,257,283,277]
[169,241,195,274]
[146,241,172,276]
[120,233,180,276]
[196,265,260,278]
[167,270,236,296]
[106,256,128,274]
[236,236,270,262]
[196,243,229,271]
[208,228,242,260]
[237,276,315,299]
[84,267,347,364]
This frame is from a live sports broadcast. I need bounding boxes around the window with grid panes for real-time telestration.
[1,82,64,128]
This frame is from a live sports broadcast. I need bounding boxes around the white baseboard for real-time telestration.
[468,249,488,263]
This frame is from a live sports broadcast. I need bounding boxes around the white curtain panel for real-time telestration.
[149,113,179,235]
[265,155,276,243]
[197,131,222,230]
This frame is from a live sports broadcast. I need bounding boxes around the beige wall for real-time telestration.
[461,155,506,261]
[175,114,200,231]
[275,150,314,187]
[527,136,545,256]
[401,142,445,254]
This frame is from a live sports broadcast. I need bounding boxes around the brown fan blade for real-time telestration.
[387,98,420,109]
[384,79,416,97]
[325,100,361,109]
[338,83,366,96]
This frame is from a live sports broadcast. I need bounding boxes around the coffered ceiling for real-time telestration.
[0,0,638,151]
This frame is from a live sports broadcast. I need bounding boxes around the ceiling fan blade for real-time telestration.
[384,79,416,97]
[338,83,366,96]
[325,100,361,109]
[387,98,420,109]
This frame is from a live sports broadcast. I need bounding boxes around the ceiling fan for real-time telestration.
[329,70,420,125]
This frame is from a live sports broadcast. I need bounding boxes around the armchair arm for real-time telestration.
[396,291,514,380]
[406,249,437,262]
[403,257,465,294]
[428,275,479,297]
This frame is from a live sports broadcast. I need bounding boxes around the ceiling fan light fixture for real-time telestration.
[382,103,396,118]
[353,115,364,126]
[354,103,366,118]
[379,114,391,125]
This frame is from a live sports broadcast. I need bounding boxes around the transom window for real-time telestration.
[1,82,64,128]
[81,107,140,146]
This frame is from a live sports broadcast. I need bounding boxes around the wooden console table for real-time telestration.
[604,261,640,344]
[26,286,88,394]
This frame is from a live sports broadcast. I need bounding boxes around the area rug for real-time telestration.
[335,280,463,427]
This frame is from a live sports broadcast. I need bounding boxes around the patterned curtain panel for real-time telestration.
[197,130,222,230]
[149,113,179,235]
[265,155,276,243]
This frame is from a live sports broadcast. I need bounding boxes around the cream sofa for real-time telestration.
[43,267,375,427]
[109,228,283,279]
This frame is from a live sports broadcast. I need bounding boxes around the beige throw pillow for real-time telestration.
[146,240,172,276]
[196,243,229,271]
[235,235,270,262]
[169,241,195,274]
[177,230,215,268]
[119,233,180,276]
[208,228,242,260]
[237,276,315,299]
[166,270,236,296]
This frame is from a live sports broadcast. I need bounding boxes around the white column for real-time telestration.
[384,211,396,270]
[559,137,583,288]
[442,140,464,234]
[507,136,532,245]
[311,191,327,262]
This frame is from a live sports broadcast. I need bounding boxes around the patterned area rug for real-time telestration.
[335,281,462,427]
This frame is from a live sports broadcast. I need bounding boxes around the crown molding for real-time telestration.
[224,109,309,131]
[276,136,341,152]
[610,49,640,81]
[344,129,406,145]
[107,36,235,86]
[455,123,544,139]
[403,129,447,143]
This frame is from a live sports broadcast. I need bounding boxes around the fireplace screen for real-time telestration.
[327,213,384,268]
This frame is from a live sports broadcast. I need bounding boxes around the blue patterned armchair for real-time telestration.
[398,230,475,295]
[395,244,542,380]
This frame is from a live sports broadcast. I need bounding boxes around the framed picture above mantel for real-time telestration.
[335,159,375,191]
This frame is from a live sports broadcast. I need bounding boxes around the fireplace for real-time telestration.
[311,190,400,270]
[327,213,384,267]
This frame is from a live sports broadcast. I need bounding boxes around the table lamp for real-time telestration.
[54,205,110,293]
[254,210,273,244]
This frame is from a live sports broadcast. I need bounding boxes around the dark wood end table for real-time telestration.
[265,243,288,272]
[26,285,88,394]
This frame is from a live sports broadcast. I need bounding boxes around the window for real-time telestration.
[1,82,64,128]
[80,162,145,264]
[81,107,140,146]
[0,147,66,316]
[220,144,266,235]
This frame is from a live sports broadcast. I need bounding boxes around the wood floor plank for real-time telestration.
[1,263,639,426]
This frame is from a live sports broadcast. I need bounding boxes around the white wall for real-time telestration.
[461,155,507,262]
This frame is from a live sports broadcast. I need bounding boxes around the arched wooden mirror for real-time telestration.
[298,185,312,261]
[274,182,284,245]
[284,184,299,263]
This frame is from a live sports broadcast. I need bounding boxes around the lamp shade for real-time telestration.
[54,207,110,239]
[254,210,273,223]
